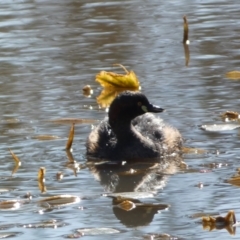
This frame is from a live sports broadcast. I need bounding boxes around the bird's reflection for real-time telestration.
[87,156,183,227]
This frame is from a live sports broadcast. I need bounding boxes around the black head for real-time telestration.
[108,91,164,126]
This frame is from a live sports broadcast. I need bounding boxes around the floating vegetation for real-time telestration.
[117,200,136,211]
[0,189,11,194]
[201,162,226,169]
[197,182,204,188]
[103,192,155,200]
[143,233,178,240]
[0,232,22,238]
[65,233,85,238]
[202,210,236,235]
[226,168,240,187]
[182,147,206,154]
[47,118,98,125]
[21,219,66,228]
[0,118,20,123]
[82,85,93,97]
[38,195,80,208]
[96,64,140,89]
[227,176,240,187]
[23,192,32,200]
[179,161,188,170]
[221,111,240,122]
[66,228,120,238]
[226,71,240,80]
[0,223,16,230]
[111,196,169,213]
[66,124,75,151]
[200,123,240,132]
[189,212,219,219]
[32,135,61,140]
[0,200,21,210]
[56,171,64,181]
[229,168,240,179]
[75,227,120,236]
[38,167,47,193]
[9,148,21,176]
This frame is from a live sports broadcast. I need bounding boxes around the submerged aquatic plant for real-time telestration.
[202,210,236,235]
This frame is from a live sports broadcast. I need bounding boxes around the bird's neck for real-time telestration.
[109,119,137,142]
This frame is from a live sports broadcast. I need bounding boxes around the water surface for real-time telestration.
[1,0,240,239]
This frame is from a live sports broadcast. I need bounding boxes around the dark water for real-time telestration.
[1,0,240,239]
